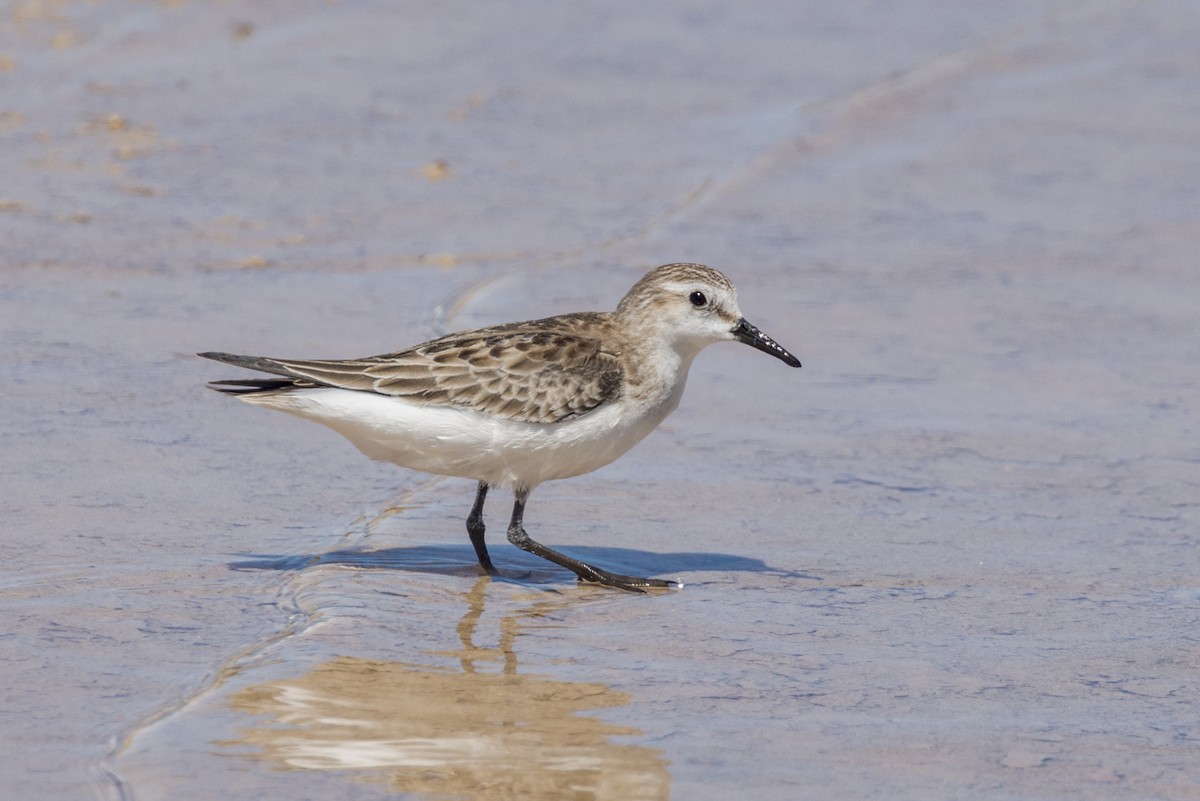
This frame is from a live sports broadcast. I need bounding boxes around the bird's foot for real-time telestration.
[577,567,681,593]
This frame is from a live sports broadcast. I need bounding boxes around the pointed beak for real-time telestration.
[731,318,801,368]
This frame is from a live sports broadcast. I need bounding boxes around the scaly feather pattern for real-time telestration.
[201,312,625,425]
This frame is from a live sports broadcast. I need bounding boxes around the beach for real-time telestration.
[2,2,1198,798]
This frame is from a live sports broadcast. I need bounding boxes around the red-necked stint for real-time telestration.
[200,263,800,591]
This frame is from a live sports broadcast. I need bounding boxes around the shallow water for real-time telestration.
[3,1,1199,799]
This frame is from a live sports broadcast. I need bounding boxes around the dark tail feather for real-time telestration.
[197,351,295,377]
[206,378,302,395]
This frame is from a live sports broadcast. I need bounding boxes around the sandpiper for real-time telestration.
[200,263,800,591]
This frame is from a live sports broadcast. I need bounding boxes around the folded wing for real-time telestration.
[200,324,623,425]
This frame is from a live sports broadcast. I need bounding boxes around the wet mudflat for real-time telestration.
[2,2,1198,799]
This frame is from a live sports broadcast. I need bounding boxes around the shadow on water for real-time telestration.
[229,543,816,584]
[221,577,672,800]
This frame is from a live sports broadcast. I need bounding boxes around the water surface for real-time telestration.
[2,2,1198,799]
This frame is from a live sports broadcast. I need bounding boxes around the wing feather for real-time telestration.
[201,314,625,424]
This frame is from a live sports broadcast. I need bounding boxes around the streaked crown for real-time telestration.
[616,263,736,317]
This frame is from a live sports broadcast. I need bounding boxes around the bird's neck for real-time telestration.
[623,338,697,414]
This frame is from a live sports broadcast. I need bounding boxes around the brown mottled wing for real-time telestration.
[245,321,624,424]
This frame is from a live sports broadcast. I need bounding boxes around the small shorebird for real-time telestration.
[200,263,800,591]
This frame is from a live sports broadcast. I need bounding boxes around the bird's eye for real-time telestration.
[689,291,707,307]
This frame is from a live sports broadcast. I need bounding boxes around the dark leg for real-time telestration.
[466,482,496,574]
[505,488,677,592]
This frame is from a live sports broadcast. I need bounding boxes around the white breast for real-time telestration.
[239,385,683,490]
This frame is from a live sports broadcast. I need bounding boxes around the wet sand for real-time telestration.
[2,2,1198,799]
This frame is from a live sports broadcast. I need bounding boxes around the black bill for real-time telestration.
[731,318,801,368]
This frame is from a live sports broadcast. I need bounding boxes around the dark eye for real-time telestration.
[689,291,707,307]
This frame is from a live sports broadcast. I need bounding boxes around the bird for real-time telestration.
[199,262,800,591]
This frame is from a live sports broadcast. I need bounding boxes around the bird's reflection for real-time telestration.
[227,577,670,800]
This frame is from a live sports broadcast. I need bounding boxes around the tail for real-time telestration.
[198,352,312,396]
[205,377,305,396]
[197,351,297,376]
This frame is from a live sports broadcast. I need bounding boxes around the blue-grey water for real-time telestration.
[2,2,1198,799]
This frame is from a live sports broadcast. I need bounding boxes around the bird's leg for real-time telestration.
[466,481,496,574]
[505,488,677,592]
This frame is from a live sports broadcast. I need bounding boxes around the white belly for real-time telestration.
[239,387,678,489]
